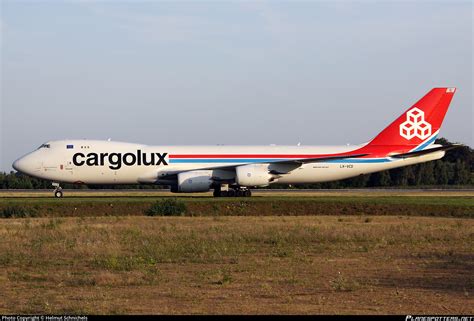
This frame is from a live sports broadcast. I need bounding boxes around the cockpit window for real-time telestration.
[37,144,51,149]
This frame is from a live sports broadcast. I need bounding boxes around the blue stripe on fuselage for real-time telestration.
[412,134,438,152]
[326,158,391,163]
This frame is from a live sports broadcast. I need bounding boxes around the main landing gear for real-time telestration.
[213,186,252,197]
[52,182,63,198]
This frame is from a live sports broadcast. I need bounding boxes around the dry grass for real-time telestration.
[0,216,472,314]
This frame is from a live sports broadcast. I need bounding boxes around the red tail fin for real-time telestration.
[366,88,456,151]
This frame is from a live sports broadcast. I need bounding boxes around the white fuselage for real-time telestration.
[11,87,456,195]
[13,139,444,186]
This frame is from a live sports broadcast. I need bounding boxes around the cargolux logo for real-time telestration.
[73,150,168,170]
[399,107,432,140]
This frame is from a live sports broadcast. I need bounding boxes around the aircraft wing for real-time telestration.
[149,153,370,182]
[145,146,459,183]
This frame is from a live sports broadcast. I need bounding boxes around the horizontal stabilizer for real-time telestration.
[389,144,462,159]
[285,153,370,164]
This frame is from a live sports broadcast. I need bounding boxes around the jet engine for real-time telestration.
[235,164,274,187]
[174,170,213,193]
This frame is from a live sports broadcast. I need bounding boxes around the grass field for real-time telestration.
[0,191,473,314]
[0,215,472,314]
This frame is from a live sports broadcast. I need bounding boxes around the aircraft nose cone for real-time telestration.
[12,158,24,172]
[12,154,42,177]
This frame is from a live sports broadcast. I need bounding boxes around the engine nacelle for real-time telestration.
[174,170,213,193]
[235,164,272,187]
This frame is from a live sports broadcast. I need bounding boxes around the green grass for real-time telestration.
[0,196,472,218]
[1,195,473,206]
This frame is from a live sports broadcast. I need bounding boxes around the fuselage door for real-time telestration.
[64,160,74,175]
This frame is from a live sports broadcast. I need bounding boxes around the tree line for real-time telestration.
[1,138,472,189]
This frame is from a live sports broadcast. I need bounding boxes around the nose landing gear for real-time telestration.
[52,182,63,198]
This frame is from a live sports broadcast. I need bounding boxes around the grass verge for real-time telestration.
[0,216,472,314]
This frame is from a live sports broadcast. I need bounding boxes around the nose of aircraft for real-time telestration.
[12,153,44,177]
[12,155,39,175]
[12,158,25,173]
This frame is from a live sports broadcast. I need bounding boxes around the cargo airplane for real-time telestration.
[13,88,459,198]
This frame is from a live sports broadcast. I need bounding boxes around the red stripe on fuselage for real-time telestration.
[168,144,419,159]
[169,154,338,159]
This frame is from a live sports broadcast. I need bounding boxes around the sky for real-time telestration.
[0,0,472,171]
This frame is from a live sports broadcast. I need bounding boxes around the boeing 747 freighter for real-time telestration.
[13,88,459,197]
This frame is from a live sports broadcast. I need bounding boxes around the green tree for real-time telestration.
[390,167,408,186]
[369,171,391,187]
[419,162,436,185]
[452,160,470,185]
[434,160,449,185]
